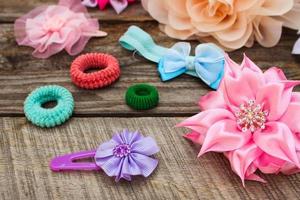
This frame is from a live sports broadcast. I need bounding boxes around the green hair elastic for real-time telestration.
[24,85,74,128]
[125,83,159,110]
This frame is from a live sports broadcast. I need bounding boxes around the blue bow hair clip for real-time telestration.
[119,26,225,90]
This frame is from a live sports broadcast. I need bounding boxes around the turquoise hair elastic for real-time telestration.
[119,26,225,90]
[24,85,74,128]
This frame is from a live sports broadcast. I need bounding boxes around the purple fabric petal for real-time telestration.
[130,153,159,177]
[95,130,159,181]
[109,0,128,14]
[95,140,116,156]
[96,155,121,177]
[131,136,160,156]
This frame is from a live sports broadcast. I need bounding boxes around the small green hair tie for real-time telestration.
[24,85,74,128]
[125,83,159,110]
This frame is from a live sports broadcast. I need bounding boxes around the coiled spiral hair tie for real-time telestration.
[125,83,159,110]
[70,53,121,89]
[24,85,74,128]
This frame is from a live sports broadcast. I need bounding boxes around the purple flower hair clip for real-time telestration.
[50,130,159,181]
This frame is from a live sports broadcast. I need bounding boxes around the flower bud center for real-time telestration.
[113,144,131,158]
[235,100,268,133]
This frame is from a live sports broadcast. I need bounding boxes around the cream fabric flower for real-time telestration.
[142,0,298,50]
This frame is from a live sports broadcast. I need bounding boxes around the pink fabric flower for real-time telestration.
[177,54,300,185]
[141,0,300,50]
[82,0,135,14]
[14,0,107,59]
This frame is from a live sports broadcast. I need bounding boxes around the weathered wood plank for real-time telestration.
[0,117,299,200]
[0,22,300,116]
[0,1,151,23]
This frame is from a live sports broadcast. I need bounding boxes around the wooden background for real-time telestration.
[0,1,300,199]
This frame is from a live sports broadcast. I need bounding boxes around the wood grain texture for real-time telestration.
[0,117,299,200]
[0,1,151,22]
[0,22,300,116]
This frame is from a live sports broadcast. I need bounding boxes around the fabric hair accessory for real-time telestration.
[82,0,135,14]
[125,83,159,110]
[70,53,120,89]
[14,0,107,59]
[177,54,300,186]
[50,129,159,181]
[24,85,74,128]
[119,26,225,90]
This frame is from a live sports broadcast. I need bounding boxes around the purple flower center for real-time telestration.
[235,100,268,133]
[113,144,131,158]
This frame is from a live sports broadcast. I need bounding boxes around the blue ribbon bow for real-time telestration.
[158,42,225,89]
[119,26,225,90]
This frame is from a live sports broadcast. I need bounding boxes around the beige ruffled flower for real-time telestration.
[142,0,300,50]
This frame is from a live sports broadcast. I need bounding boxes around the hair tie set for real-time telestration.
[50,130,159,181]
[119,26,225,90]
[70,53,121,89]
[24,85,74,128]
[125,83,159,110]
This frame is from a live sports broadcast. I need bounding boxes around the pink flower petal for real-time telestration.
[280,97,300,133]
[255,153,286,174]
[256,81,300,120]
[223,67,264,109]
[199,119,252,156]
[227,142,262,186]
[263,67,287,83]
[177,108,235,135]
[198,90,227,110]
[253,122,300,166]
[183,131,205,144]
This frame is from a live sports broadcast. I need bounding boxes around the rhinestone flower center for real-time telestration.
[113,144,131,158]
[235,100,268,133]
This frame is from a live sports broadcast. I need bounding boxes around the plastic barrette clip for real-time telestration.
[50,130,160,181]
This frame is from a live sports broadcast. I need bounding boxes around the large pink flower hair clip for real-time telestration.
[178,55,300,186]
[82,0,135,14]
[14,0,107,59]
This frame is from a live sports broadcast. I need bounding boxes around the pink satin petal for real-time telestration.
[245,173,267,183]
[280,153,300,174]
[280,100,300,133]
[227,142,262,185]
[223,54,242,78]
[255,153,286,174]
[199,120,252,156]
[223,67,264,108]
[198,90,227,110]
[177,108,235,134]
[253,122,300,166]
[240,54,263,74]
[183,131,204,144]
[263,67,287,83]
[256,81,300,120]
